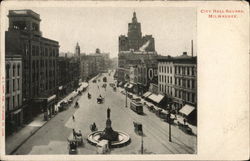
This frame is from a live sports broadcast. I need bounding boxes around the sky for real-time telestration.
[5,7,196,58]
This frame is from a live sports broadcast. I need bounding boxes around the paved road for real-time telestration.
[13,72,196,154]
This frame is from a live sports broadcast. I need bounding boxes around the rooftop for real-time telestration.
[8,9,41,21]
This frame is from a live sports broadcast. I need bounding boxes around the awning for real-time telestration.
[143,91,152,98]
[13,109,21,114]
[47,94,56,102]
[124,83,129,88]
[148,93,158,102]
[154,94,165,104]
[59,86,63,90]
[179,104,195,116]
[127,84,133,89]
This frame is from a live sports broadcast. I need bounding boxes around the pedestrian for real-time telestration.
[184,118,186,125]
[72,115,75,122]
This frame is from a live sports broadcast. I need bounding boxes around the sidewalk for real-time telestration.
[6,113,47,154]
[6,82,89,155]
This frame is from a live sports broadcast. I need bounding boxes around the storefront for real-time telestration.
[5,108,23,135]
[32,94,57,121]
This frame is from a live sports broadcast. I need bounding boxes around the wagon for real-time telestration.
[68,139,78,154]
[133,121,143,135]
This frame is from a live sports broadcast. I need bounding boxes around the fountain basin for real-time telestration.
[87,131,130,148]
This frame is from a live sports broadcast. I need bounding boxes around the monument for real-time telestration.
[99,108,119,141]
[87,107,130,148]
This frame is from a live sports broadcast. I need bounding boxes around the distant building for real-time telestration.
[118,51,158,84]
[58,54,80,97]
[5,55,22,135]
[79,47,111,81]
[119,12,155,52]
[5,10,59,121]
[118,12,158,87]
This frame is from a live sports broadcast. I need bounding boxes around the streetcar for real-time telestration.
[130,100,143,115]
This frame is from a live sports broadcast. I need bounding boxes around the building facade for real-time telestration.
[5,10,59,121]
[118,12,158,89]
[5,55,23,135]
[158,52,197,110]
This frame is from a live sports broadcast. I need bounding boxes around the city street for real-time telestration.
[13,72,196,154]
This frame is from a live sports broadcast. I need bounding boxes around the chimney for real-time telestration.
[191,40,193,57]
[183,52,187,55]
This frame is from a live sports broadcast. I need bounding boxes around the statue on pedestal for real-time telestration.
[99,107,119,142]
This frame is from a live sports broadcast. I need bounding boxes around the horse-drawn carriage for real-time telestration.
[67,129,84,154]
[68,139,78,154]
[133,121,143,135]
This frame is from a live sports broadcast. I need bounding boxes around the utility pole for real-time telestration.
[141,134,143,154]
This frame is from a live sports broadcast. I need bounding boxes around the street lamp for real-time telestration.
[141,133,144,154]
[168,102,173,142]
[125,74,130,108]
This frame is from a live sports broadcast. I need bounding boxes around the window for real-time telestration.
[167,66,169,73]
[192,80,195,89]
[192,93,195,102]
[192,67,195,76]
[17,79,20,90]
[13,79,15,91]
[12,96,15,108]
[17,64,20,76]
[6,80,9,93]
[13,64,16,76]
[6,97,10,111]
[187,80,190,88]
[6,64,10,78]
[17,94,20,107]
[187,67,190,75]
[32,45,35,56]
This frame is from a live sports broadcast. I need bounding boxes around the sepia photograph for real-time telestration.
[3,6,197,155]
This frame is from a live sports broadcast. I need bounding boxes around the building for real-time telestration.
[5,55,23,135]
[118,12,158,87]
[119,12,155,52]
[57,54,80,98]
[158,52,197,124]
[5,10,59,121]
[79,47,111,81]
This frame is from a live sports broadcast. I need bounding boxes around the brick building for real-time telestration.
[158,52,197,124]
[5,10,59,121]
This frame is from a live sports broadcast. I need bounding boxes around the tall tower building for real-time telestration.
[75,42,80,57]
[127,12,142,51]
